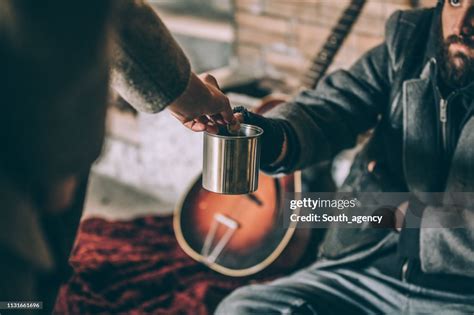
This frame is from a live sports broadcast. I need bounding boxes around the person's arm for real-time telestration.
[238,42,392,173]
[111,0,235,132]
[111,0,190,113]
[168,73,237,133]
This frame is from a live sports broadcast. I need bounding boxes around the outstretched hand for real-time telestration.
[167,73,240,134]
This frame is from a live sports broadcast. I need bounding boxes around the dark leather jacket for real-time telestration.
[266,6,474,277]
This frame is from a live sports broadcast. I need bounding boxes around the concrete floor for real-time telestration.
[82,172,175,221]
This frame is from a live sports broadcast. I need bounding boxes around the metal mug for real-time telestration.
[202,124,263,194]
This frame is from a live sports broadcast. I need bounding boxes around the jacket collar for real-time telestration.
[455,81,474,101]
[403,69,443,193]
[424,2,443,65]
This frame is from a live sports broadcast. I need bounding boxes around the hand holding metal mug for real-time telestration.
[167,73,240,133]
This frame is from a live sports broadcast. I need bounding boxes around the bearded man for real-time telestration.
[218,0,474,313]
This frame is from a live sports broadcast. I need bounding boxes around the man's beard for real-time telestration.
[438,34,474,89]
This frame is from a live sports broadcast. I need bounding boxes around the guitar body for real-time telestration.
[174,172,311,276]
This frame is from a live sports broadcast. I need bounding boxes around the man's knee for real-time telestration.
[216,284,268,315]
[216,283,318,315]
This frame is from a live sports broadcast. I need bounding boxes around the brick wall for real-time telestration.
[235,0,438,92]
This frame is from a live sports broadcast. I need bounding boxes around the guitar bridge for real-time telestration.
[201,213,239,265]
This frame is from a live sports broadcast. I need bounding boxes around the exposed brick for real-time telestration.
[235,11,289,35]
[234,0,435,93]
[237,26,288,47]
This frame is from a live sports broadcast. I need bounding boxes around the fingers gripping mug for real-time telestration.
[202,124,263,194]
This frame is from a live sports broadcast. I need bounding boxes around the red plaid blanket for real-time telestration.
[54,216,271,314]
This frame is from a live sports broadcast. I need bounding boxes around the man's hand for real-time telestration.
[167,73,239,133]
[233,107,288,167]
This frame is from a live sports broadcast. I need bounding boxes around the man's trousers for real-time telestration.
[216,263,474,314]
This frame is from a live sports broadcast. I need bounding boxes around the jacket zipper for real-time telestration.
[439,98,448,152]
[439,91,460,154]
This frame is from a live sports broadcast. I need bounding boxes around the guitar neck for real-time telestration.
[302,0,366,90]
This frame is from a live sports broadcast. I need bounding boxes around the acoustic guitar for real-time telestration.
[174,0,367,277]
